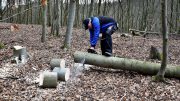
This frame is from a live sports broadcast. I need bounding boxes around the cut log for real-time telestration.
[52,67,70,81]
[149,46,162,60]
[50,59,66,69]
[74,51,180,79]
[39,71,58,88]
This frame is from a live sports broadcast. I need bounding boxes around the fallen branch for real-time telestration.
[129,28,160,35]
[0,76,19,80]
[0,24,19,32]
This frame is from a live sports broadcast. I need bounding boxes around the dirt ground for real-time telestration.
[0,23,180,101]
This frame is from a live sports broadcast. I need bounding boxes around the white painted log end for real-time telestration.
[13,45,23,50]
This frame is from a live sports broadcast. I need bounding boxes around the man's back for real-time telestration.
[98,16,116,26]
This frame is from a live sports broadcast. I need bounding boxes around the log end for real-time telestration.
[65,68,70,81]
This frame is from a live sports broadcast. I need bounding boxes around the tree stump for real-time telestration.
[50,59,66,69]
[12,46,29,64]
[149,46,162,60]
[39,71,58,88]
[52,67,70,81]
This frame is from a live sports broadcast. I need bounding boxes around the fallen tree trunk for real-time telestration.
[74,51,180,78]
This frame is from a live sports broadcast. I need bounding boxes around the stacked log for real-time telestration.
[39,58,70,88]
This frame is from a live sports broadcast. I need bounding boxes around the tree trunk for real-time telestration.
[154,0,168,81]
[89,0,94,17]
[63,0,69,26]
[74,51,180,79]
[41,0,47,42]
[98,0,102,15]
[63,0,76,49]
[75,0,79,27]
[0,0,2,20]
[103,0,107,16]
[50,0,60,36]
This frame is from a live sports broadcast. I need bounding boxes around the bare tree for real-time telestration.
[75,0,80,27]
[98,0,102,15]
[89,0,94,17]
[153,0,168,82]
[41,0,47,42]
[51,0,60,36]
[63,0,76,49]
[0,0,2,20]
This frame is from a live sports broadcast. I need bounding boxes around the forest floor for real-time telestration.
[0,23,180,101]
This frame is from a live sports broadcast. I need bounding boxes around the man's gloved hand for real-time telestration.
[87,49,97,54]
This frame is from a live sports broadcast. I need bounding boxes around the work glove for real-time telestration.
[87,49,97,54]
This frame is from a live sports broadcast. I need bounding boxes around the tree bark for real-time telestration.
[50,0,60,36]
[41,0,47,42]
[63,0,76,49]
[98,0,102,15]
[154,0,168,81]
[0,0,3,20]
[74,51,180,79]
[89,0,94,17]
